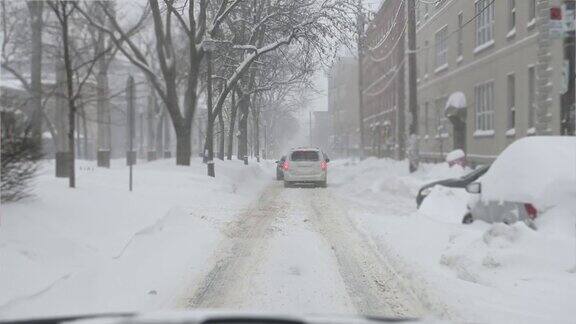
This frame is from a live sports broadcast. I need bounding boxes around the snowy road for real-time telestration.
[184,183,425,318]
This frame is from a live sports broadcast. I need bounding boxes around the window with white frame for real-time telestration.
[529,0,536,22]
[508,0,516,32]
[435,26,448,68]
[474,81,495,131]
[507,74,516,129]
[475,0,494,47]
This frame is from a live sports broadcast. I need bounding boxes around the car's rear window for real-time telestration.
[291,151,319,161]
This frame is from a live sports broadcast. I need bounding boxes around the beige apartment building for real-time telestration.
[416,0,575,163]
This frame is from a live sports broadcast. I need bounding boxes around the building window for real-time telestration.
[475,0,495,47]
[435,26,448,69]
[474,81,495,132]
[528,0,536,22]
[528,66,536,128]
[508,0,516,32]
[457,12,463,58]
[507,74,516,130]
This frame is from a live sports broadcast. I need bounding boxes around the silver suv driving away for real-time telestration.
[282,148,329,188]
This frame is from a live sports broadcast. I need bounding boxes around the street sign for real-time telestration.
[550,7,564,38]
[550,21,564,38]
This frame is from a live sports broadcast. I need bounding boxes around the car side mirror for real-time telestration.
[466,182,482,194]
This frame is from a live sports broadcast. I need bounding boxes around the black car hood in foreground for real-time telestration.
[0,310,438,324]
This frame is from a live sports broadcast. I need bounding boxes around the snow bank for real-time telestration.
[445,149,464,163]
[329,157,576,323]
[481,136,576,209]
[0,158,272,319]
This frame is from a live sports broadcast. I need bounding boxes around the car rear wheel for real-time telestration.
[462,212,474,224]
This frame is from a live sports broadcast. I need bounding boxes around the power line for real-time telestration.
[366,1,406,52]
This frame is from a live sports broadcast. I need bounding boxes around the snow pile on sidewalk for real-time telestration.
[329,158,576,323]
[0,158,272,319]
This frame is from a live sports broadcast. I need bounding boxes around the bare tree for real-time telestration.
[1,1,45,140]
[203,0,354,170]
[77,0,240,166]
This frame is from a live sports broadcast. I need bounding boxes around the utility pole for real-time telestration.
[407,0,419,172]
[357,0,366,159]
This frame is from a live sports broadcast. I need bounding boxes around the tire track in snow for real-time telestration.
[185,182,429,318]
[302,189,425,318]
[185,185,286,308]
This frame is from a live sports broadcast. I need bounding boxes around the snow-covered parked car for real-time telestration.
[463,136,576,229]
[416,164,490,208]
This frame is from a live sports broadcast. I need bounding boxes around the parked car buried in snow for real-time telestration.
[462,136,576,229]
[416,164,490,208]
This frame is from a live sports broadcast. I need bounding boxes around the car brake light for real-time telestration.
[320,161,327,171]
[282,161,289,171]
[524,203,538,220]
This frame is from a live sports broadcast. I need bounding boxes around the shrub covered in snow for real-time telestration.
[1,137,42,202]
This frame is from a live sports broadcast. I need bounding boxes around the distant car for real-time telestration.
[416,164,490,208]
[283,148,329,188]
[463,136,576,229]
[275,155,287,180]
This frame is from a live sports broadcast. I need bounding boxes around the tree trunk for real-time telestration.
[227,91,237,160]
[55,60,68,152]
[253,106,260,162]
[155,109,164,156]
[163,109,171,157]
[94,2,111,159]
[96,69,110,149]
[76,113,81,158]
[82,109,88,160]
[175,128,191,165]
[217,107,225,160]
[138,111,144,158]
[237,93,249,161]
[60,2,76,188]
[147,88,156,159]
[204,51,215,176]
[27,1,43,141]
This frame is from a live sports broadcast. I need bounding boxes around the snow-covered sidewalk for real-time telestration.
[0,158,273,319]
[329,158,576,323]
